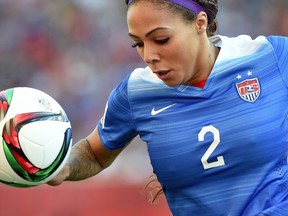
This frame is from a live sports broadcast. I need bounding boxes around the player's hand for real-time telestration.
[47,165,70,186]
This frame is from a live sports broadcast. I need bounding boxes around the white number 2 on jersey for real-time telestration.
[198,125,225,170]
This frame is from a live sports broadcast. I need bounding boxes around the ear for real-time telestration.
[196,12,208,34]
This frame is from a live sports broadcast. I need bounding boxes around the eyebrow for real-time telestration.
[128,27,168,39]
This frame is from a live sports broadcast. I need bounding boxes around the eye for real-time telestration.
[131,42,144,48]
[155,38,169,45]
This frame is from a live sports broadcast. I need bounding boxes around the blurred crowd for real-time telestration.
[218,0,288,37]
[0,0,142,141]
[0,0,287,183]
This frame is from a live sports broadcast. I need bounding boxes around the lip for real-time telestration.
[154,70,171,80]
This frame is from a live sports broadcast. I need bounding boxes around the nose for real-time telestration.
[143,45,160,65]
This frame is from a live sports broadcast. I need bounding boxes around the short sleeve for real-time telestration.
[97,74,137,150]
[267,36,288,82]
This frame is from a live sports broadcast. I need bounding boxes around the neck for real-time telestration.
[185,36,219,86]
[209,42,220,66]
[196,39,219,82]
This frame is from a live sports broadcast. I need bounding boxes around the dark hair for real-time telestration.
[125,0,218,36]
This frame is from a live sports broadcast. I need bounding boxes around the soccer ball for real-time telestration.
[0,87,72,187]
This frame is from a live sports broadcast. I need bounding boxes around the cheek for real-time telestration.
[168,45,195,69]
[172,47,197,83]
[169,36,195,60]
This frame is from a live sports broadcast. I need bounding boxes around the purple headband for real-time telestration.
[127,0,204,14]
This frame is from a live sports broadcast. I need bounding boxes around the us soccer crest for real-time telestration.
[236,78,261,103]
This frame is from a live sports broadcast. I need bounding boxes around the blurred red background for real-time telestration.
[0,179,171,216]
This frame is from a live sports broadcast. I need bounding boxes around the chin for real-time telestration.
[163,80,179,87]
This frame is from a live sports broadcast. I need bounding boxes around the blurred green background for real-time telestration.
[0,0,287,215]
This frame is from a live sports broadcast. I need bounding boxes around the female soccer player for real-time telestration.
[49,0,288,215]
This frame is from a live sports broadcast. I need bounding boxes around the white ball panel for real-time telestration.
[18,121,70,169]
[42,132,65,168]
[0,170,15,182]
[3,87,64,123]
[39,139,72,184]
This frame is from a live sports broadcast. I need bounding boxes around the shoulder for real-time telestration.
[266,35,288,54]
[211,34,269,47]
[266,35,288,45]
[212,34,288,52]
[211,35,278,63]
[266,36,288,75]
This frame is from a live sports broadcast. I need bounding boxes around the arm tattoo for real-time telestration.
[66,139,103,181]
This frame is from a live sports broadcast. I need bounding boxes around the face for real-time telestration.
[127,1,208,87]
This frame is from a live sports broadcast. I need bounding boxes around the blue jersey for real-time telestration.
[98,35,288,216]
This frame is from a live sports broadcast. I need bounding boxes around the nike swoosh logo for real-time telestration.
[151,103,176,116]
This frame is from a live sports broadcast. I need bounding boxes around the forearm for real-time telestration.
[48,131,122,186]
[65,138,104,181]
